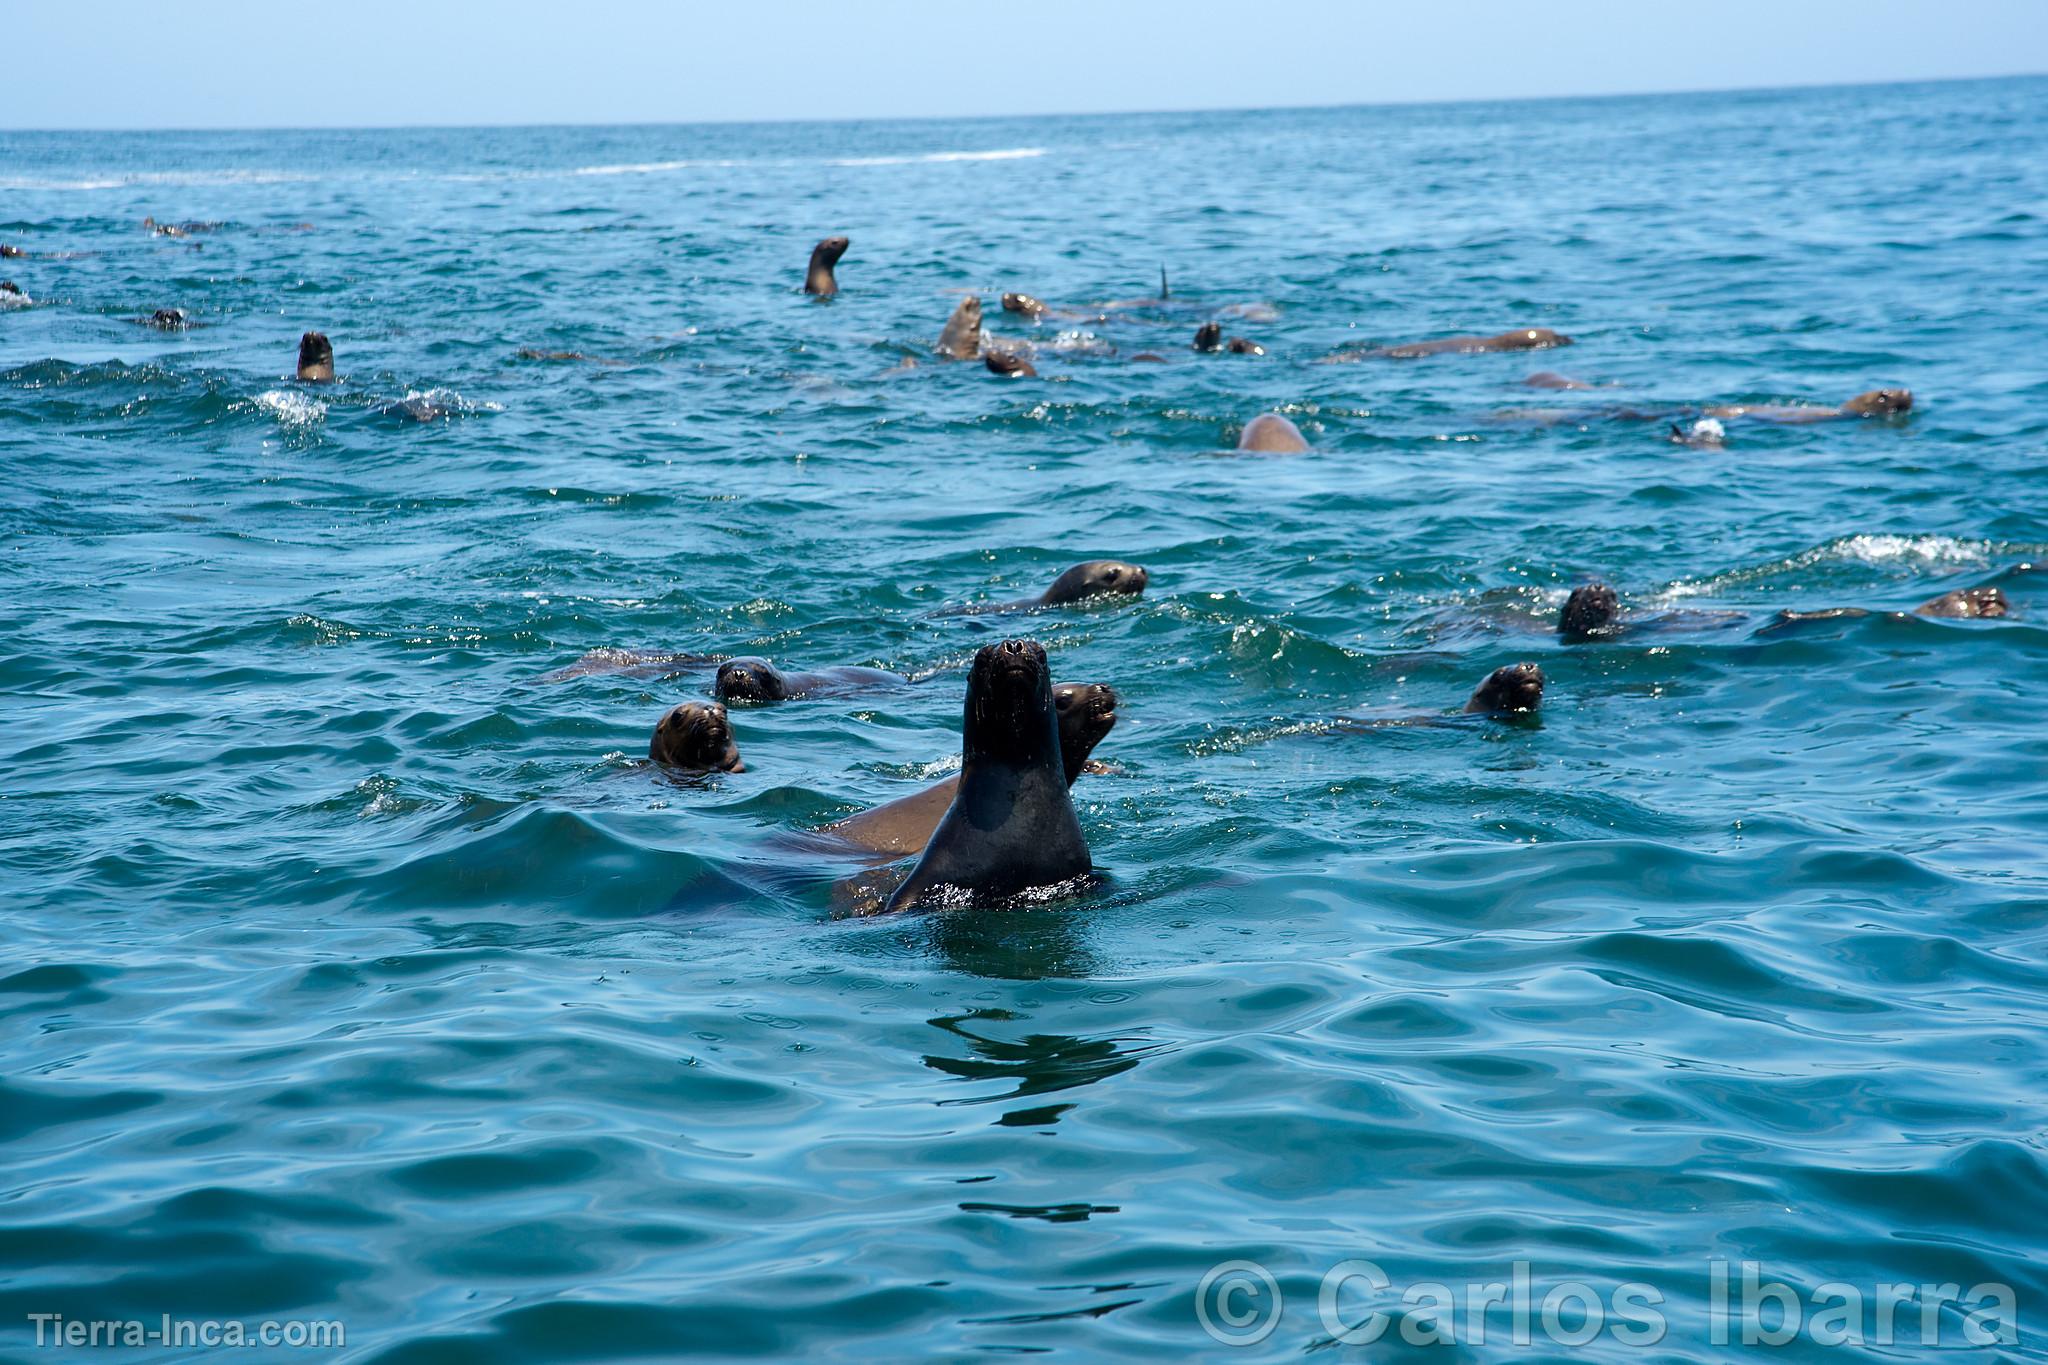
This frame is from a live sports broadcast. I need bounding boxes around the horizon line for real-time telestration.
[4,68,2041,137]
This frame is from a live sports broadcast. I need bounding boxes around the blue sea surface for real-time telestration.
[4,77,2048,1361]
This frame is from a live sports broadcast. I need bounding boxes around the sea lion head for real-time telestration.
[936,296,984,358]
[1053,682,1118,783]
[649,701,743,771]
[1509,328,1571,349]
[715,657,790,703]
[1192,322,1223,352]
[1002,293,1046,317]
[1225,336,1265,355]
[296,331,335,382]
[1559,582,1620,638]
[963,639,1059,765]
[811,235,849,268]
[150,307,188,329]
[1841,388,1912,417]
[1465,662,1545,714]
[985,351,1038,379]
[1043,559,1149,605]
[1917,585,2008,619]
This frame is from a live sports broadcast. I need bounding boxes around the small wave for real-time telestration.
[568,159,743,176]
[1659,535,1996,602]
[253,389,326,429]
[0,169,314,191]
[829,147,1046,167]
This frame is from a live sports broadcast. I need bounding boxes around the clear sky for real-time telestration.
[5,0,2045,130]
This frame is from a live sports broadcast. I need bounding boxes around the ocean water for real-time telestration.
[4,76,2048,1361]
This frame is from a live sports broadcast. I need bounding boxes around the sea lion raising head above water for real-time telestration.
[1559,583,1621,639]
[804,236,849,296]
[936,297,983,359]
[881,639,1092,913]
[296,331,335,382]
[1464,662,1546,714]
[649,701,743,771]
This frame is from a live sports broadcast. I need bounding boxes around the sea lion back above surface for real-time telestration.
[1236,414,1309,453]
[881,639,1091,913]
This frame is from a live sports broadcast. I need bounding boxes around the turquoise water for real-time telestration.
[5,77,2048,1360]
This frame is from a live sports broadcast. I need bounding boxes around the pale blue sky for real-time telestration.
[5,0,2045,130]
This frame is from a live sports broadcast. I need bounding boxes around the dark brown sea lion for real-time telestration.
[714,657,906,703]
[1705,388,1913,423]
[146,308,190,330]
[0,244,24,258]
[940,560,1149,616]
[825,681,1116,855]
[1002,292,1047,318]
[1915,586,2008,618]
[0,281,31,307]
[880,639,1091,913]
[985,351,1038,379]
[1235,414,1310,453]
[649,701,743,771]
[804,236,849,296]
[1386,328,1572,358]
[936,297,983,360]
[1464,662,1545,714]
[1559,583,1621,639]
[296,332,335,383]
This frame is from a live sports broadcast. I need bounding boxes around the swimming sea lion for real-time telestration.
[1560,583,1621,639]
[936,297,983,360]
[826,681,1117,855]
[0,244,22,258]
[1704,389,1913,423]
[714,656,906,703]
[1916,586,2008,618]
[147,308,190,330]
[0,282,30,308]
[943,560,1149,616]
[881,639,1092,913]
[1236,414,1310,453]
[1193,322,1223,352]
[1670,417,1727,448]
[985,351,1038,379]
[1387,327,1572,358]
[297,332,335,382]
[1464,662,1545,714]
[804,236,849,296]
[649,701,743,771]
[1002,292,1046,318]
[1524,371,1593,390]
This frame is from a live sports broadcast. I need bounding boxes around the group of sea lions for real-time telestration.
[8,218,1978,915]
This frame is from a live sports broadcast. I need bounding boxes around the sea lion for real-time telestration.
[880,639,1092,913]
[936,297,983,360]
[1002,292,1046,318]
[649,701,743,771]
[1327,327,1572,362]
[1236,413,1310,453]
[0,244,22,258]
[1190,322,1262,354]
[941,560,1149,616]
[146,308,190,330]
[826,681,1116,855]
[714,656,906,703]
[297,332,335,382]
[1387,327,1572,358]
[985,351,1037,379]
[1916,586,2008,618]
[804,236,849,296]
[1704,389,1912,423]
[0,281,29,308]
[1560,583,1621,639]
[1524,371,1593,390]
[1464,662,1546,714]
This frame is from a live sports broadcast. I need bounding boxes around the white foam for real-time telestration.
[254,389,325,429]
[829,147,1046,167]
[1659,535,1992,602]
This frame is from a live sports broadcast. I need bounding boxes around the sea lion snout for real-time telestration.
[1560,582,1621,638]
[1467,662,1546,714]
